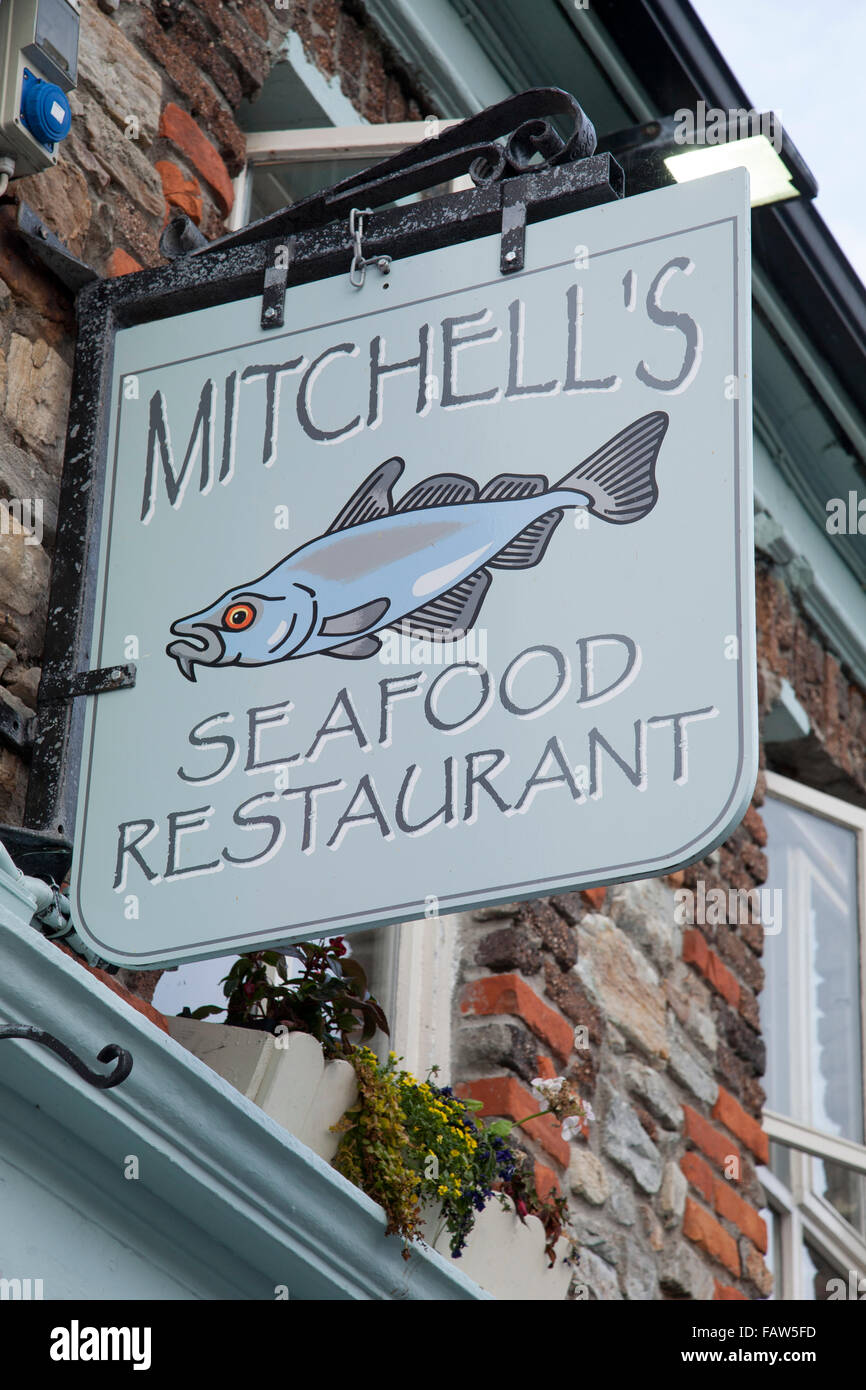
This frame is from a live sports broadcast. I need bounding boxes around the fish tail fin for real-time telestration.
[556,412,668,524]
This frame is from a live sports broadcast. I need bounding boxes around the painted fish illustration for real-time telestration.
[166,411,669,680]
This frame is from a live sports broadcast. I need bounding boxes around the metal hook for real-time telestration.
[0,1025,133,1090]
[348,206,392,289]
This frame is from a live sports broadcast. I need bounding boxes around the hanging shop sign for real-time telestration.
[30,99,755,966]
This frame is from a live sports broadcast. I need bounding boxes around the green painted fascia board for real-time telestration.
[362,0,510,115]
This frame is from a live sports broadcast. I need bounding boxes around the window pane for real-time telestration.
[249,152,455,223]
[250,156,375,220]
[760,796,863,1144]
[802,1240,846,1300]
[812,1155,866,1238]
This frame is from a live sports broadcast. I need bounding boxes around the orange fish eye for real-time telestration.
[223,602,256,632]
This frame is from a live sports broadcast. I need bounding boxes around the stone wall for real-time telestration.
[0,0,429,822]
[453,548,866,1300]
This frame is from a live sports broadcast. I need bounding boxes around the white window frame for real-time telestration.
[760,770,866,1297]
[229,120,467,232]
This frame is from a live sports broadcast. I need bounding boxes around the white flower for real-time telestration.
[531,1076,566,1106]
[561,1115,584,1141]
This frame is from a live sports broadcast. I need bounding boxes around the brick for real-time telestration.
[533,1160,561,1204]
[107,248,143,277]
[139,12,247,174]
[713,1087,770,1164]
[714,1280,747,1300]
[457,1076,569,1167]
[683,1197,740,1277]
[54,942,169,1033]
[461,974,573,1062]
[683,1105,741,1171]
[155,161,204,223]
[713,1178,767,1251]
[680,1151,714,1204]
[683,928,739,1006]
[581,886,607,911]
[159,103,235,215]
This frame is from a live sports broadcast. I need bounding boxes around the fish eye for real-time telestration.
[222,601,257,632]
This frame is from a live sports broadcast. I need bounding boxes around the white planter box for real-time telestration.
[167,1018,357,1162]
[168,1017,571,1299]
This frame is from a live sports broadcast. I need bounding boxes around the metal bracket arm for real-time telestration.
[0,1025,133,1089]
[39,662,137,704]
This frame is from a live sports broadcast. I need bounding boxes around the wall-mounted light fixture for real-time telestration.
[599,110,818,208]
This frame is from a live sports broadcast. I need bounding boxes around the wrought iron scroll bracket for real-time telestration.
[201,87,600,261]
[0,1025,133,1089]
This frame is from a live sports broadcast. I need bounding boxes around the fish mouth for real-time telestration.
[167,621,225,682]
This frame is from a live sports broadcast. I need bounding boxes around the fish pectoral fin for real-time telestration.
[326,458,404,534]
[479,473,547,500]
[395,474,477,511]
[488,509,564,569]
[319,596,389,637]
[399,567,492,639]
[322,635,382,659]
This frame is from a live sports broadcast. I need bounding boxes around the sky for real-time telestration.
[690,0,866,285]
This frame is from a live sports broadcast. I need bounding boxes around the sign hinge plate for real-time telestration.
[41,663,137,704]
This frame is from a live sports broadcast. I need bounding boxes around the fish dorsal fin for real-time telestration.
[480,473,547,501]
[319,597,389,638]
[395,474,477,511]
[326,457,404,534]
[322,634,382,659]
[488,509,564,570]
[398,568,491,639]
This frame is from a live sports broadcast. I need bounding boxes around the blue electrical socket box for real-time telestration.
[0,0,80,177]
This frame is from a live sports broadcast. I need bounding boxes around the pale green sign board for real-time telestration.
[71,169,755,966]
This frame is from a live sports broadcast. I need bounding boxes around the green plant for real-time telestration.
[331,1048,573,1263]
[182,937,389,1057]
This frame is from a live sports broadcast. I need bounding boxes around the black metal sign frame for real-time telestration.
[23,87,623,837]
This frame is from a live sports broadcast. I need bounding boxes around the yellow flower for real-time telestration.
[437,1184,448,1197]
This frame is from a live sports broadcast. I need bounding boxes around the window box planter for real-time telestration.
[167,1017,571,1299]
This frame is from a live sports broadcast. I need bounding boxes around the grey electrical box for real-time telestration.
[0,0,80,178]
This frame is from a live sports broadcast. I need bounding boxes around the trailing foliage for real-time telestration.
[182,937,389,1057]
[332,1048,572,1263]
